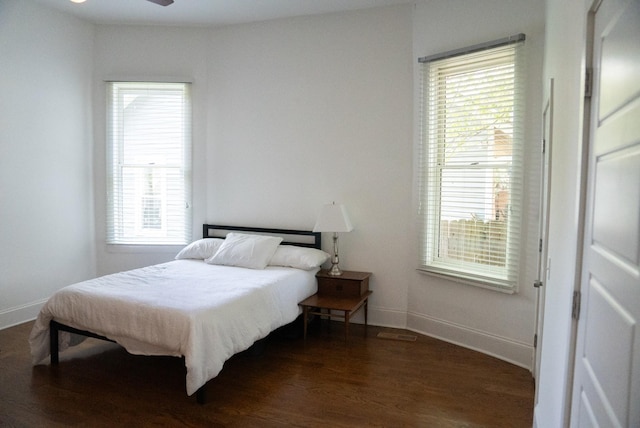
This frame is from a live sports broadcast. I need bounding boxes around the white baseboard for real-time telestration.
[352,305,408,329]
[406,311,534,371]
[350,307,532,370]
[0,299,46,330]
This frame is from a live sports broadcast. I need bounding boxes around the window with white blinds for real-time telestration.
[418,36,525,291]
[106,82,192,245]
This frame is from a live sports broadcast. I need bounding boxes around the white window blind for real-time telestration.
[106,82,192,245]
[418,36,525,291]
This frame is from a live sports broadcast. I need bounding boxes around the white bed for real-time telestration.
[29,225,326,402]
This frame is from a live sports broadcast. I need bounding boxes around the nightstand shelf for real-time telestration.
[300,270,372,342]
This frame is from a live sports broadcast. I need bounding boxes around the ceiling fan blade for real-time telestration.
[147,0,174,6]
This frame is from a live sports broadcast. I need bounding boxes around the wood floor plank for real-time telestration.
[0,321,533,427]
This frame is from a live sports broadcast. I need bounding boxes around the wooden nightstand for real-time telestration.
[299,270,372,342]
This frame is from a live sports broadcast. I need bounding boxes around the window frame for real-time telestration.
[106,81,192,246]
[418,35,526,292]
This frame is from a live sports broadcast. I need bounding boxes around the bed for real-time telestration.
[29,224,326,403]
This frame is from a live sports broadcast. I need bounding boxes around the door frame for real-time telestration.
[533,78,554,400]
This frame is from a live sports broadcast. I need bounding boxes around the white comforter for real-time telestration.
[29,260,317,396]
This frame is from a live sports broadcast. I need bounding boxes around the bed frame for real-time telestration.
[49,224,321,404]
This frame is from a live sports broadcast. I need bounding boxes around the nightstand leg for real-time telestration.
[303,306,309,340]
[364,299,368,338]
[345,310,350,342]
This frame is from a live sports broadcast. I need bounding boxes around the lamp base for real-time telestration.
[328,232,343,275]
[328,263,343,276]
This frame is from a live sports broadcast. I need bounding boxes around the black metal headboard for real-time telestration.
[203,224,321,249]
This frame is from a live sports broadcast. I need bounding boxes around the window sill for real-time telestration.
[417,267,516,294]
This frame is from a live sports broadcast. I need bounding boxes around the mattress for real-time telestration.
[29,259,318,395]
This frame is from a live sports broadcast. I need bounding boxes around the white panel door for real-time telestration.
[534,78,553,399]
[570,0,640,427]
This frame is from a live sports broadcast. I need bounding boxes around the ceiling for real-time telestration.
[33,0,414,27]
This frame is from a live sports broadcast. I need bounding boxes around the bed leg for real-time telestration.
[49,321,59,365]
[196,386,206,405]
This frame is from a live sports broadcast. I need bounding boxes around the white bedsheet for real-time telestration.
[29,260,318,396]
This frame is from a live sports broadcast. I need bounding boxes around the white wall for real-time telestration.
[206,6,414,327]
[534,0,591,426]
[409,0,546,369]
[0,0,96,328]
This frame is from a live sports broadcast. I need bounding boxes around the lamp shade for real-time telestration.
[313,203,353,233]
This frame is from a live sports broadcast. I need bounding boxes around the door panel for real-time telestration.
[592,146,640,265]
[583,277,634,421]
[599,0,640,119]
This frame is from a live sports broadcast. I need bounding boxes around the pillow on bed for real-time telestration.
[205,233,283,269]
[268,245,330,270]
[175,238,225,260]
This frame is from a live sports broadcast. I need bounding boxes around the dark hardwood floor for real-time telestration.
[0,320,533,427]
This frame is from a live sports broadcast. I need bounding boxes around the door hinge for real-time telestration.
[539,238,543,253]
[534,334,538,348]
[585,68,593,98]
[572,290,581,320]
[542,138,546,154]
[534,280,543,288]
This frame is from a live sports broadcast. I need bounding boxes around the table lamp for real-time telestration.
[313,202,353,276]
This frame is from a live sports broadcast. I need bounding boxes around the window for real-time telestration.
[418,35,525,291]
[107,82,192,245]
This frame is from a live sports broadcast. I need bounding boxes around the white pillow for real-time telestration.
[175,238,225,260]
[205,233,283,269]
[268,245,330,270]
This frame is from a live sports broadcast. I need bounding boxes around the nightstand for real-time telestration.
[299,270,372,342]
